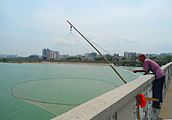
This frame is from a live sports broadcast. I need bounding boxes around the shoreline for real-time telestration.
[0,61,110,66]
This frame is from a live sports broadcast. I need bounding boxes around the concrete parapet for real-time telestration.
[52,62,172,120]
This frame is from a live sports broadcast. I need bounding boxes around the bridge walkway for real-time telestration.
[159,79,172,119]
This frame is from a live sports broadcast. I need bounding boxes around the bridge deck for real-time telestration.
[159,80,172,119]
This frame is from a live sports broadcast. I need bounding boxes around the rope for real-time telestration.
[70,31,91,54]
[70,25,109,54]
[87,38,110,54]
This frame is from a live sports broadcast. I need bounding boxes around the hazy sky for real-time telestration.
[0,0,172,56]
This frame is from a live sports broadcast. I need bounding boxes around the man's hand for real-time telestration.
[133,70,146,73]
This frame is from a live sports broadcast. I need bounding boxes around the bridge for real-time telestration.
[52,62,172,120]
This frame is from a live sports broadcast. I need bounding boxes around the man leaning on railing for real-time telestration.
[133,54,165,109]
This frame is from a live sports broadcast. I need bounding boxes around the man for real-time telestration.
[133,54,165,109]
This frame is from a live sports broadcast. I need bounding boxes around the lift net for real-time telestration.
[11,28,141,116]
[11,63,139,116]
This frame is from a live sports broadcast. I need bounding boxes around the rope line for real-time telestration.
[70,31,91,55]
[87,38,110,54]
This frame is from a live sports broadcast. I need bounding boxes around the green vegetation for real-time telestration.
[1,55,172,67]
[0,57,42,63]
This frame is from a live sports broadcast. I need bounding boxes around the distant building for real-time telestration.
[124,52,136,60]
[147,54,159,58]
[42,48,60,60]
[50,51,60,59]
[89,52,97,59]
[104,54,112,60]
[112,53,120,63]
[113,53,120,59]
[160,53,172,57]
[85,52,97,61]
[42,48,50,59]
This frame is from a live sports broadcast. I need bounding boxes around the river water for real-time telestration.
[0,63,140,120]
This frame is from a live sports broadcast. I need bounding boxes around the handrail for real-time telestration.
[161,62,172,71]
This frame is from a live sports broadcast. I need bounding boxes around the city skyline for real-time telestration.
[1,48,172,58]
[0,0,172,57]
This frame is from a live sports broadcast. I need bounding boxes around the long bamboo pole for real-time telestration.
[67,20,127,84]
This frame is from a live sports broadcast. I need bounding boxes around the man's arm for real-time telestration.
[133,70,148,75]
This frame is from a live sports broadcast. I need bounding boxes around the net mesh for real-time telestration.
[10,63,139,116]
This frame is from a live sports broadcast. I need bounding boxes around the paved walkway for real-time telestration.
[159,80,172,119]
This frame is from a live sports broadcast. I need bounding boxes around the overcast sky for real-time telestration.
[0,0,172,56]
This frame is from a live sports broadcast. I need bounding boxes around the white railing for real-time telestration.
[52,62,172,120]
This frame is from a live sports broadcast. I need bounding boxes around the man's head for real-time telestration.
[138,54,146,62]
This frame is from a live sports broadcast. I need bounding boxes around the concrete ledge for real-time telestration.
[52,62,172,120]
[52,75,154,120]
[161,62,172,71]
